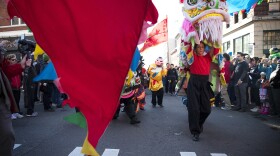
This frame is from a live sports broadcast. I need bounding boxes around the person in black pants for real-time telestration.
[231,52,249,112]
[113,96,140,124]
[164,63,170,93]
[187,42,217,141]
[249,58,261,112]
[167,64,178,95]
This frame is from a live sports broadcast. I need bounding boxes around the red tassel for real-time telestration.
[180,0,184,3]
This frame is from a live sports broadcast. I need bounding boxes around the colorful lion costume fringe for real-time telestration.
[177,0,230,96]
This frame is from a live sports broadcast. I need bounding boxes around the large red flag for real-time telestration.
[140,18,168,52]
[6,0,158,155]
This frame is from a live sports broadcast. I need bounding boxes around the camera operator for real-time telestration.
[22,54,38,117]
[17,39,38,117]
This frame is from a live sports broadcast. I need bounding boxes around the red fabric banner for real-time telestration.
[140,18,168,52]
[6,0,157,148]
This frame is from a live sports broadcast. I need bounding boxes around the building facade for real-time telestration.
[222,0,280,57]
[0,0,34,52]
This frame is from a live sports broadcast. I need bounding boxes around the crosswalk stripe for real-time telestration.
[180,152,197,156]
[13,144,21,149]
[68,148,226,156]
[101,149,119,156]
[68,147,83,156]
[211,153,227,156]
[68,147,120,156]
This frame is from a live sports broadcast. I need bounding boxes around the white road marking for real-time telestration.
[68,147,120,156]
[211,153,227,156]
[68,147,83,156]
[101,149,119,156]
[13,144,21,149]
[180,152,197,156]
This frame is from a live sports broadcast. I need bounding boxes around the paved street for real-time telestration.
[12,94,280,156]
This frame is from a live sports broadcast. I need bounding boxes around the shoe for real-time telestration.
[130,118,141,124]
[250,107,259,112]
[15,113,24,119]
[239,108,246,112]
[192,134,199,141]
[11,114,17,120]
[221,107,231,110]
[26,112,38,117]
[152,104,156,108]
[113,115,118,120]
[200,125,203,133]
[159,105,164,108]
[232,107,241,111]
[44,108,55,112]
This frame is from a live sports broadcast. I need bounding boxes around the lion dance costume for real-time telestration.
[113,56,146,124]
[178,0,230,100]
[148,57,167,107]
[178,0,230,140]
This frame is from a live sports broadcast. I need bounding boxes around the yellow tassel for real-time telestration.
[126,70,134,86]
[81,134,100,156]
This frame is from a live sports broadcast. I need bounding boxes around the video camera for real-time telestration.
[18,39,36,60]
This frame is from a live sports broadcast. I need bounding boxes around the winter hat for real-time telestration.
[43,53,49,62]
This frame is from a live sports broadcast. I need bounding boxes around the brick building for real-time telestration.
[0,1,33,52]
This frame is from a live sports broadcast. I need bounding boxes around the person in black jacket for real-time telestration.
[23,56,38,117]
[249,58,261,112]
[167,64,178,95]
[232,52,249,112]
[269,59,280,116]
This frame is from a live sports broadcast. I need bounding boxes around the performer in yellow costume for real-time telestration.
[148,57,167,107]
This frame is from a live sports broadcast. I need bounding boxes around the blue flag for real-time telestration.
[33,62,58,82]
[227,0,259,13]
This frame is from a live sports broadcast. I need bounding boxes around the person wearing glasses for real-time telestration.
[0,47,28,156]
[2,54,32,119]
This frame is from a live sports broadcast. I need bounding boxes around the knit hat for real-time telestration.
[260,72,266,76]
[43,53,49,62]
[269,47,279,55]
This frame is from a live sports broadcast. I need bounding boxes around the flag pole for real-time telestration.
[166,15,169,63]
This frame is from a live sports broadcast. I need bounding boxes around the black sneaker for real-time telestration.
[159,105,164,108]
[44,108,55,112]
[192,134,199,141]
[232,107,241,111]
[130,118,141,124]
[239,108,246,112]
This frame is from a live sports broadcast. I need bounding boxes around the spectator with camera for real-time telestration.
[2,54,32,119]
[0,47,19,156]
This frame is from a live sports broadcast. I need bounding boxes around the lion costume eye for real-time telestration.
[187,0,198,6]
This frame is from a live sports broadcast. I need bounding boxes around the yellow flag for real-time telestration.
[34,44,44,60]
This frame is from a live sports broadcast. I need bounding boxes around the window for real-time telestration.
[263,30,280,53]
[234,14,238,24]
[223,41,230,53]
[268,0,280,2]
[10,17,26,26]
[242,12,247,19]
[233,34,251,55]
[226,24,230,28]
